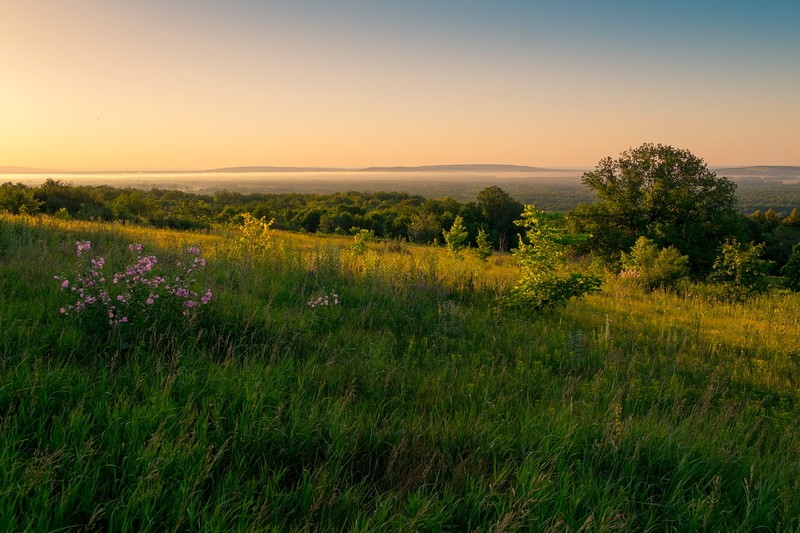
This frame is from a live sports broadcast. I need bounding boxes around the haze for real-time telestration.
[1,1,799,170]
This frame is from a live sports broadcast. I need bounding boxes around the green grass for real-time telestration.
[1,213,800,531]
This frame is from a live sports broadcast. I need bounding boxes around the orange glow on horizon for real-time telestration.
[1,2,798,170]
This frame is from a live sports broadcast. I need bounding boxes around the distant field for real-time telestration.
[4,167,799,213]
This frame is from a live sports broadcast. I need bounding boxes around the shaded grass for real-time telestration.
[1,213,800,531]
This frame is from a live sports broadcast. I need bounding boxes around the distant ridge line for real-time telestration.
[204,164,559,173]
[713,165,800,173]
[0,164,567,174]
[0,166,61,174]
[204,166,349,173]
[359,164,554,172]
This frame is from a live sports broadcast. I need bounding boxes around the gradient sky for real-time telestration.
[1,0,798,170]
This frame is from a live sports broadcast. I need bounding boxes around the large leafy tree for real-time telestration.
[571,143,740,273]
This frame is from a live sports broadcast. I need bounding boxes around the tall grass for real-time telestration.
[1,213,799,531]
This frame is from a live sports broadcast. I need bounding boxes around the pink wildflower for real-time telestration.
[76,240,92,256]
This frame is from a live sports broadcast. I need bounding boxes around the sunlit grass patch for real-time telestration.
[1,213,800,531]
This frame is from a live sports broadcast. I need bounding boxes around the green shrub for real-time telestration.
[620,237,689,291]
[709,238,769,300]
[782,243,800,291]
[0,182,42,214]
[507,206,601,310]
[442,215,468,253]
[237,212,274,260]
[475,227,492,260]
[350,229,374,256]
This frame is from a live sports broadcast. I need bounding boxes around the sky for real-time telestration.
[1,0,799,170]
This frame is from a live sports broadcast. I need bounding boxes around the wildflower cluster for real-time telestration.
[307,292,340,309]
[56,240,212,326]
[618,269,641,279]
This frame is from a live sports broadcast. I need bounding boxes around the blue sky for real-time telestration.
[1,0,798,169]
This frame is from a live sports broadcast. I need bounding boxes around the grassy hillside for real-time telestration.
[1,213,799,531]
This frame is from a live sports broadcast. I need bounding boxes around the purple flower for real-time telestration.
[76,240,92,257]
[174,287,190,298]
[61,279,70,289]
[201,291,212,304]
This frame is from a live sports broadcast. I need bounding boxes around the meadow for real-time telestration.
[1,213,799,531]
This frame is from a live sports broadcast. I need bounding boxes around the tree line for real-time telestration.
[0,179,524,251]
[2,143,799,276]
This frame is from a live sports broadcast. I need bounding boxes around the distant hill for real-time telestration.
[204,164,558,173]
[0,166,60,174]
[204,166,350,173]
[714,166,800,176]
[360,164,555,173]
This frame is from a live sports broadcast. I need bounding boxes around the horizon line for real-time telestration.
[3,163,800,175]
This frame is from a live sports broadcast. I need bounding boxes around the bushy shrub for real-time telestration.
[238,212,274,260]
[620,236,689,291]
[507,206,601,310]
[0,182,42,214]
[708,238,769,300]
[350,229,374,256]
[782,243,800,291]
